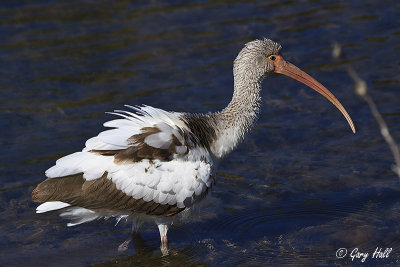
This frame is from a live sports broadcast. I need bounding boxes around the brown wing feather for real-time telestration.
[32,173,185,217]
[89,125,190,163]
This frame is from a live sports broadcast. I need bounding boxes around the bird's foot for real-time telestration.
[118,239,131,252]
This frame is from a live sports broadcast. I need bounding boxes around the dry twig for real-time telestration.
[333,42,400,179]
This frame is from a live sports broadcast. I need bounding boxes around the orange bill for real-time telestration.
[272,55,356,133]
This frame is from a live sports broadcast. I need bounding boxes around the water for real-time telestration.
[1,0,400,265]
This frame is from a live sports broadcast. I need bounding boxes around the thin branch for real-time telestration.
[333,42,400,179]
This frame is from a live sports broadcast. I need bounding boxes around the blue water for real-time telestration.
[1,0,400,266]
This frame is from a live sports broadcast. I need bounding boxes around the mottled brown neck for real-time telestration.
[181,113,218,149]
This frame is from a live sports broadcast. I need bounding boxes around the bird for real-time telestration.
[32,38,355,252]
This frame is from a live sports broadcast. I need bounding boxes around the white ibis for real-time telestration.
[32,38,355,251]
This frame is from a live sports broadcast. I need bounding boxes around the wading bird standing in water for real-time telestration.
[32,38,355,252]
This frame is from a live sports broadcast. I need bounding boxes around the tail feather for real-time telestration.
[36,201,71,213]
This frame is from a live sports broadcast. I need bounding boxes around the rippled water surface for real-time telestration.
[1,0,400,266]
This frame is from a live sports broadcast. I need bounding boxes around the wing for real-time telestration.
[33,105,214,217]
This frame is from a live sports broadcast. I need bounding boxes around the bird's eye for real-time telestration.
[269,55,276,61]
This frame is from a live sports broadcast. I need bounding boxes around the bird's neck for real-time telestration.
[210,73,262,158]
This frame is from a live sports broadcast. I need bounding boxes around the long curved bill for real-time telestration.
[272,55,356,133]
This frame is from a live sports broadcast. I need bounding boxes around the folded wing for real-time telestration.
[33,105,213,217]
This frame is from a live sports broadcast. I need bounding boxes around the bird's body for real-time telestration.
[33,39,355,251]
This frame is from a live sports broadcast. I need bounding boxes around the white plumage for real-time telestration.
[44,105,214,209]
[36,201,70,213]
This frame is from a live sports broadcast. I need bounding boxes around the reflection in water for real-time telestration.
[93,232,207,266]
[1,0,400,265]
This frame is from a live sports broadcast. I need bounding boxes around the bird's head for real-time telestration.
[234,38,355,133]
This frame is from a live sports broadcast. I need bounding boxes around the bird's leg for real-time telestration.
[157,223,169,256]
[132,217,143,234]
[161,235,168,247]
[118,218,143,252]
